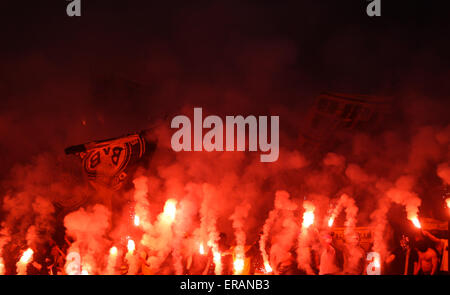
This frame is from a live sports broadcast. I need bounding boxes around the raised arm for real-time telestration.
[413,253,421,275]
[422,230,440,244]
[431,250,438,275]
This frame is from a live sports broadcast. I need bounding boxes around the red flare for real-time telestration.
[127,239,136,253]
[328,217,334,227]
[233,257,245,274]
[19,248,34,264]
[163,199,177,223]
[134,215,140,226]
[302,202,315,228]
[264,262,273,273]
[302,211,314,228]
[213,251,221,265]
[199,243,205,255]
[411,217,421,229]
[110,246,118,256]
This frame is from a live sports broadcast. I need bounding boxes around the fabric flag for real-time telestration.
[65,130,156,191]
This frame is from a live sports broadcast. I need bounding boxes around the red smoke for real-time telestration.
[0,1,449,275]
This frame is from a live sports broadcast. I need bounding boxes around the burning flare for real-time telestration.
[213,250,221,265]
[302,202,315,229]
[81,263,93,275]
[233,257,245,274]
[106,246,119,275]
[410,217,421,229]
[109,246,118,256]
[162,199,177,223]
[303,211,314,228]
[328,217,334,227]
[199,243,205,255]
[20,248,34,264]
[16,248,34,275]
[134,215,140,227]
[264,262,273,273]
[125,239,138,275]
[127,239,136,253]
[446,198,450,209]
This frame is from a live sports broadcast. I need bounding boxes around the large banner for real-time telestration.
[332,221,448,252]
[65,130,156,191]
[420,217,448,231]
[331,227,374,252]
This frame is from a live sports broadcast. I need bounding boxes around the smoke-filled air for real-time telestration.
[0,1,449,275]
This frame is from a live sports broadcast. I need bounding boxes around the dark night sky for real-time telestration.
[2,0,449,95]
[0,0,449,176]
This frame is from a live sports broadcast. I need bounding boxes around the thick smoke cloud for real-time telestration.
[0,1,449,274]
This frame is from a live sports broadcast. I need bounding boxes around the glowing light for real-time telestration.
[446,198,450,209]
[199,244,205,255]
[302,202,315,229]
[213,251,221,265]
[127,239,136,253]
[81,263,93,275]
[19,248,34,264]
[328,217,334,227]
[411,217,421,229]
[264,262,273,273]
[163,199,177,222]
[134,215,140,226]
[233,257,245,274]
[16,248,34,275]
[110,246,118,256]
[302,211,315,228]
